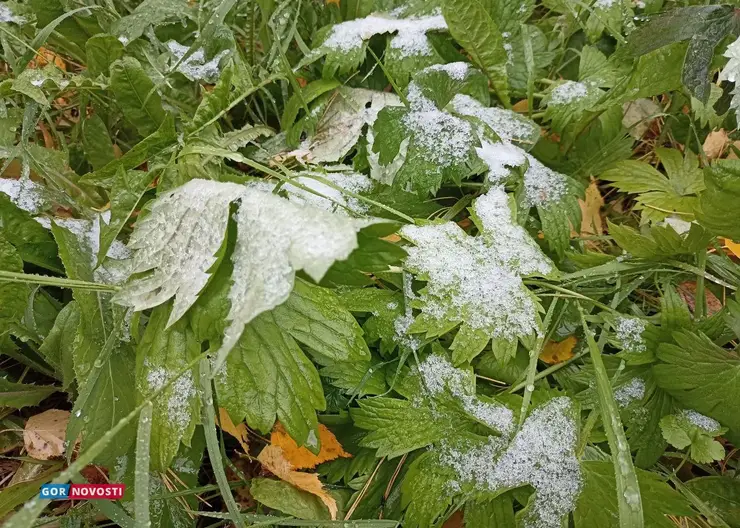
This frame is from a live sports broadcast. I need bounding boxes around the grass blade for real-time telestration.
[134,402,153,528]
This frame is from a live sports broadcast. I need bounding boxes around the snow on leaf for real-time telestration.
[216,188,371,370]
[115,179,243,327]
[719,35,740,114]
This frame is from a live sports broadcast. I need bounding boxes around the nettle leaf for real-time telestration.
[698,159,740,240]
[608,221,711,260]
[109,57,166,137]
[85,34,124,78]
[0,234,28,335]
[660,409,726,464]
[400,188,554,364]
[215,312,324,446]
[37,301,78,389]
[136,304,201,471]
[352,352,515,458]
[574,461,695,528]
[601,148,704,223]
[654,331,740,443]
[0,377,56,409]
[399,396,580,528]
[442,0,509,105]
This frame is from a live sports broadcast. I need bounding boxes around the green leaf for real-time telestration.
[654,331,740,443]
[0,234,28,334]
[136,304,201,471]
[442,0,510,106]
[272,278,370,362]
[660,412,726,463]
[85,34,124,78]
[81,114,177,188]
[110,57,166,137]
[111,0,194,43]
[283,79,341,138]
[214,312,325,446]
[11,66,65,106]
[465,495,515,527]
[0,377,56,409]
[685,477,740,528]
[82,114,115,171]
[698,159,740,240]
[574,461,696,528]
[98,168,156,263]
[250,478,331,520]
[26,0,101,64]
[189,60,253,132]
[37,301,79,389]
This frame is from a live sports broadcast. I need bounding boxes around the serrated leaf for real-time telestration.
[0,378,56,409]
[654,331,740,443]
[270,422,350,469]
[112,0,194,43]
[250,478,331,520]
[442,0,509,105]
[660,412,726,464]
[685,477,740,528]
[214,312,324,446]
[0,234,28,334]
[110,57,166,137]
[698,159,740,240]
[136,304,201,471]
[37,302,78,389]
[81,114,115,171]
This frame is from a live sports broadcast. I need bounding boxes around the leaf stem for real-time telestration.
[0,270,120,292]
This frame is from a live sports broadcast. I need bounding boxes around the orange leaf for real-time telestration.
[23,409,70,460]
[574,180,604,237]
[512,99,529,112]
[724,238,740,259]
[217,408,249,453]
[28,47,66,71]
[257,445,338,519]
[270,422,350,470]
[540,335,577,365]
[326,0,341,5]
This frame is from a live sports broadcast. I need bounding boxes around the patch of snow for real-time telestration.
[549,81,589,105]
[475,141,527,183]
[614,377,645,407]
[681,409,721,433]
[449,94,539,144]
[522,154,567,207]
[614,317,647,353]
[425,62,470,81]
[166,41,229,82]
[284,170,373,215]
[0,3,25,24]
[0,177,44,213]
[146,365,197,431]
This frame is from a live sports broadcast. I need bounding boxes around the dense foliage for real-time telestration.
[1,0,740,527]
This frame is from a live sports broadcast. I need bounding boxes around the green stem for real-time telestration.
[0,270,119,292]
[694,250,707,320]
[578,304,644,528]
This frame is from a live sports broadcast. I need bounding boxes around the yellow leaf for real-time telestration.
[703,129,729,160]
[217,408,249,453]
[540,336,577,365]
[23,409,70,460]
[724,238,740,258]
[573,180,604,237]
[257,445,338,519]
[326,0,340,4]
[270,422,350,470]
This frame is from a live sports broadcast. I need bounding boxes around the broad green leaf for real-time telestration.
[11,66,65,106]
[654,331,740,443]
[85,34,124,78]
[442,0,509,106]
[685,477,740,528]
[110,57,166,137]
[214,312,325,447]
[465,496,515,527]
[0,377,56,409]
[608,221,710,259]
[574,461,696,528]
[698,159,740,240]
[112,0,194,43]
[189,60,253,132]
[283,78,341,137]
[660,411,726,464]
[27,0,101,63]
[136,304,201,471]
[81,114,115,171]
[318,355,387,396]
[37,301,79,389]
[250,478,331,520]
[0,234,28,334]
[81,114,177,188]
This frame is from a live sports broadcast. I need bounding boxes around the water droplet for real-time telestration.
[526,384,535,392]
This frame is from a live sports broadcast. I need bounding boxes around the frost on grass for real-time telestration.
[614,317,647,353]
[400,188,552,342]
[0,177,45,213]
[720,35,740,113]
[522,154,568,207]
[145,365,197,432]
[449,94,540,145]
[283,170,373,215]
[322,12,447,58]
[166,41,229,82]
[614,377,646,407]
[439,397,581,528]
[680,409,721,433]
[418,354,514,435]
[115,179,243,327]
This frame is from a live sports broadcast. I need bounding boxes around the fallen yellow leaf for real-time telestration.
[271,422,350,470]
[23,409,69,460]
[724,238,740,259]
[703,129,729,160]
[540,335,577,365]
[217,408,249,453]
[257,445,338,519]
[28,47,66,71]
[575,180,604,237]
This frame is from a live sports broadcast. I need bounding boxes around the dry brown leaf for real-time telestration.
[677,281,723,316]
[218,408,249,453]
[442,510,464,528]
[270,422,350,470]
[574,180,604,237]
[23,409,69,460]
[326,0,341,5]
[540,335,577,365]
[28,47,66,71]
[512,99,529,112]
[257,445,338,519]
[703,130,730,160]
[724,238,740,258]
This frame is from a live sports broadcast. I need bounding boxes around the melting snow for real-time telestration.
[425,62,471,81]
[146,365,197,431]
[0,3,25,24]
[522,154,567,206]
[475,141,527,183]
[681,409,721,432]
[549,81,590,105]
[614,377,645,407]
[284,170,373,215]
[614,317,647,353]
[166,41,229,81]
[450,94,540,144]
[0,177,44,213]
